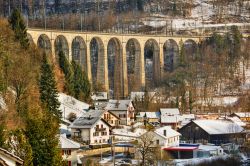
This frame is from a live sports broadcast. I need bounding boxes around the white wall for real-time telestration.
[62,149,78,166]
[90,120,110,144]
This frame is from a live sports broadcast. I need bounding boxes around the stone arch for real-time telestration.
[90,37,104,89]
[126,38,141,92]
[107,37,123,99]
[163,39,179,72]
[37,34,51,55]
[54,35,69,59]
[183,39,198,59]
[72,36,87,72]
[144,39,160,88]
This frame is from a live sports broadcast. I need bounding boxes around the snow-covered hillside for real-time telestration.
[58,93,89,123]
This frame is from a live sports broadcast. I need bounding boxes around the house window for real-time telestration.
[156,140,159,145]
[68,161,71,166]
[111,120,113,124]
[103,139,106,142]
[99,140,101,143]
[96,125,99,129]
[93,132,99,136]
[101,124,103,128]
[95,140,97,143]
[64,150,71,155]
[104,114,106,119]
[101,132,107,136]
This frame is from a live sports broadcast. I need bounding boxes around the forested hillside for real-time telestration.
[0,13,65,165]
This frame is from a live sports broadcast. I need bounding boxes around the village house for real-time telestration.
[136,112,160,123]
[160,108,180,128]
[91,92,108,108]
[105,100,135,125]
[0,148,23,166]
[102,110,120,127]
[60,134,80,166]
[178,120,246,145]
[69,110,112,145]
[163,144,224,159]
[230,112,250,123]
[140,126,181,147]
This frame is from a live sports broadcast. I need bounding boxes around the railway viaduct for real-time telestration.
[27,28,205,99]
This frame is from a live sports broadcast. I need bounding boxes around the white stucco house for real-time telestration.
[105,100,135,125]
[140,126,181,148]
[0,148,23,166]
[60,134,80,166]
[69,110,112,145]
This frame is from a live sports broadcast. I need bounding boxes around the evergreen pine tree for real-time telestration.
[8,9,29,49]
[72,60,91,101]
[58,50,74,95]
[7,129,33,166]
[39,54,61,121]
[25,113,63,166]
[72,60,82,99]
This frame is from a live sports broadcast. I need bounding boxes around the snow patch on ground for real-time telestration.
[0,95,7,110]
[58,93,89,122]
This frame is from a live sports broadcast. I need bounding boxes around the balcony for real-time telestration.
[95,128,106,132]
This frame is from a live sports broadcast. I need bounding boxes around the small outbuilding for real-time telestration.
[178,120,246,145]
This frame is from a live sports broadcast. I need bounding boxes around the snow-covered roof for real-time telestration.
[83,109,106,118]
[198,145,222,151]
[219,116,246,127]
[154,126,181,139]
[181,114,195,120]
[193,120,244,135]
[58,93,89,121]
[233,112,250,118]
[59,134,80,149]
[69,109,111,129]
[69,116,101,129]
[0,148,23,164]
[130,91,157,100]
[106,100,132,111]
[112,128,147,138]
[91,92,108,101]
[160,108,180,115]
[137,112,159,119]
[161,115,181,124]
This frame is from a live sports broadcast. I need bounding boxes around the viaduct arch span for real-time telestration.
[27,28,204,99]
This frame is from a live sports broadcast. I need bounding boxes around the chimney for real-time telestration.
[164,130,167,137]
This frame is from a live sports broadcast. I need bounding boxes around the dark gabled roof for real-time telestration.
[0,148,23,164]
[69,109,112,129]
[180,120,245,135]
[69,116,101,129]
[101,118,112,128]
[108,110,120,120]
